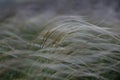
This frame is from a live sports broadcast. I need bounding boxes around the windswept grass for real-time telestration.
[0,15,120,80]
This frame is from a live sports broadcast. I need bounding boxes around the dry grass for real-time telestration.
[0,15,120,80]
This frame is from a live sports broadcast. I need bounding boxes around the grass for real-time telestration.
[0,15,120,80]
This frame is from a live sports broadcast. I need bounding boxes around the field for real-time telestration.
[0,0,120,80]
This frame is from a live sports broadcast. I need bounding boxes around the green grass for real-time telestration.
[0,15,120,80]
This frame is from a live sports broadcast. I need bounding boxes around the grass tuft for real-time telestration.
[0,15,120,80]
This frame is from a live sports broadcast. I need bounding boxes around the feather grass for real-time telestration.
[0,15,120,80]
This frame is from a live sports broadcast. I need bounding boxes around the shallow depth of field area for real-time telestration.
[0,0,120,80]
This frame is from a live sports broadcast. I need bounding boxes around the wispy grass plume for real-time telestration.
[0,15,120,80]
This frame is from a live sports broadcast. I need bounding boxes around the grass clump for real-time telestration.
[0,15,120,80]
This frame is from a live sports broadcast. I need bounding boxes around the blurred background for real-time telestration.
[0,0,120,29]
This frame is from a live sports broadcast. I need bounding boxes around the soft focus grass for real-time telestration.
[0,15,120,80]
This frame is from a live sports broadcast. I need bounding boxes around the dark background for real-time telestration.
[0,0,120,26]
